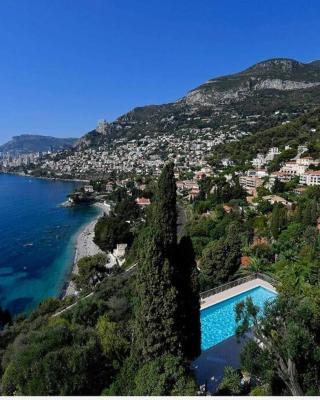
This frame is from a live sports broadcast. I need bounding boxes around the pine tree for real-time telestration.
[175,236,201,359]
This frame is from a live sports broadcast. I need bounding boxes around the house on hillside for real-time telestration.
[262,195,293,210]
[188,187,200,201]
[300,170,320,186]
[113,243,127,259]
[239,174,263,196]
[135,197,151,207]
[84,185,94,193]
[105,182,113,193]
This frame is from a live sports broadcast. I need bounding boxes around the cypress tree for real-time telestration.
[224,222,242,276]
[134,162,201,362]
[270,204,287,239]
[302,199,318,226]
[135,236,180,361]
[134,163,181,361]
[176,236,201,360]
[153,162,177,256]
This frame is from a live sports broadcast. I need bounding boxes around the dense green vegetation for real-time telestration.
[210,108,320,167]
[94,193,141,253]
[185,171,320,394]
[2,130,320,394]
[0,163,200,396]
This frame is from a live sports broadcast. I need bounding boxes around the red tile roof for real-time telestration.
[304,170,320,175]
[135,197,151,206]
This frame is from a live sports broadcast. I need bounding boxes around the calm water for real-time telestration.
[201,286,277,350]
[0,174,100,315]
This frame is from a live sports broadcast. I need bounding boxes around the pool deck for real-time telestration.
[201,278,276,310]
[192,332,252,394]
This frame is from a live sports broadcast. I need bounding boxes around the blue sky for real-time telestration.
[0,0,319,144]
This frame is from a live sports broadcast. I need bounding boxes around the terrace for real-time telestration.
[201,272,276,310]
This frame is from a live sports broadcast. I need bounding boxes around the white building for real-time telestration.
[300,170,320,186]
[113,243,127,258]
[84,185,94,193]
[280,161,307,177]
[265,147,280,162]
[252,154,266,168]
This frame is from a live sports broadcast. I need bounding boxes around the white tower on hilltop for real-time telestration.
[96,119,109,134]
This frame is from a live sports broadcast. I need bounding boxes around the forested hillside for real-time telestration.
[210,107,320,166]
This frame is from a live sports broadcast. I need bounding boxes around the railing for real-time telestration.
[200,272,277,300]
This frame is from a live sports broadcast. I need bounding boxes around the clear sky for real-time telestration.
[0,0,319,144]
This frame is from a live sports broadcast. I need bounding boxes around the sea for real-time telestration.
[0,173,100,315]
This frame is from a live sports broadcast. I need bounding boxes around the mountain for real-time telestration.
[76,58,320,150]
[185,58,320,106]
[0,134,78,154]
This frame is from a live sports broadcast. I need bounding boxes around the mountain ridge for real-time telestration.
[75,57,320,151]
[0,134,78,154]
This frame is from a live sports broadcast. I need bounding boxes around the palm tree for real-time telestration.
[235,256,265,278]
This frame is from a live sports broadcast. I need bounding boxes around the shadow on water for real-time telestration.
[7,297,34,315]
[191,332,252,394]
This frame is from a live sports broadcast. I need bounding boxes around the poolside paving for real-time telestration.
[201,278,276,310]
[191,333,252,394]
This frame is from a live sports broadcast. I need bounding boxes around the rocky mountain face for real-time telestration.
[72,58,320,153]
[185,59,320,106]
[0,134,78,154]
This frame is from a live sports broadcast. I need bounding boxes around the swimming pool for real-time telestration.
[201,286,277,351]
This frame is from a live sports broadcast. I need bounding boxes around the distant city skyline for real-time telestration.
[0,0,319,145]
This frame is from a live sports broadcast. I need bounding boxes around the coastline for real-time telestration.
[0,170,89,183]
[61,202,109,298]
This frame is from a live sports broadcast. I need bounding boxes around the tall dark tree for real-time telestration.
[134,236,181,361]
[153,162,177,256]
[272,178,285,194]
[200,222,242,289]
[270,204,287,239]
[134,162,201,362]
[0,306,11,329]
[175,236,201,360]
[302,199,318,226]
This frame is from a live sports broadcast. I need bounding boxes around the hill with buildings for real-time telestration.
[8,58,320,179]
[76,58,320,150]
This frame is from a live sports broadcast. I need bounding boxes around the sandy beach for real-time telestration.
[63,202,109,297]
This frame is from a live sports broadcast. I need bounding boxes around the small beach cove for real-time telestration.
[63,202,110,298]
[0,173,103,315]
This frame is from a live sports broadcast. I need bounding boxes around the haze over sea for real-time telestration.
[0,174,99,315]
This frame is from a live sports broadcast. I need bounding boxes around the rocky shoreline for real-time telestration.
[61,203,109,298]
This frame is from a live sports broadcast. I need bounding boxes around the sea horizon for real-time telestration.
[0,173,100,315]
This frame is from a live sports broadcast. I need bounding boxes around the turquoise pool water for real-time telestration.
[201,286,277,351]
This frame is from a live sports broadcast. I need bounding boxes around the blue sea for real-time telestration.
[0,173,100,315]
